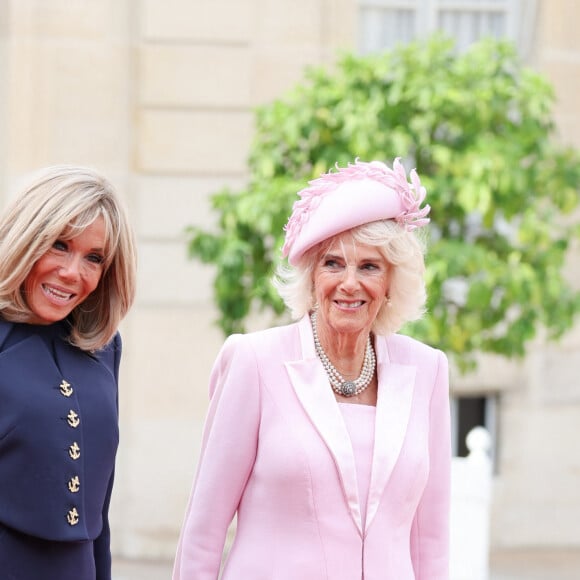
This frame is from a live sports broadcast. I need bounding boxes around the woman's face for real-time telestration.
[23,216,106,325]
[312,232,390,339]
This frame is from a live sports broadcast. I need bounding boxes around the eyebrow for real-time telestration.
[323,251,383,262]
[66,239,107,255]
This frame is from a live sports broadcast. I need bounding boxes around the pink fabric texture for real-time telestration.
[282,158,430,265]
[173,316,451,580]
[338,403,376,529]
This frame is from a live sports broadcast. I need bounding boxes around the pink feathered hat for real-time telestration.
[282,158,430,265]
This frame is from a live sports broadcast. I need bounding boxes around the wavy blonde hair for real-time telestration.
[0,165,137,351]
[274,220,426,336]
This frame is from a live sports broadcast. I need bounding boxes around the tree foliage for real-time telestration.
[187,36,580,372]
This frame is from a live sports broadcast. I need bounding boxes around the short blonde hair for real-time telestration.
[274,220,426,336]
[0,165,137,351]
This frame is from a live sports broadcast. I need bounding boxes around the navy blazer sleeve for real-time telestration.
[92,332,122,580]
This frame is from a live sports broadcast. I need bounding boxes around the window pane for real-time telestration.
[439,9,506,52]
[359,7,415,53]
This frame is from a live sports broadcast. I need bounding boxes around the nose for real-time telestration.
[58,254,82,281]
[338,265,359,291]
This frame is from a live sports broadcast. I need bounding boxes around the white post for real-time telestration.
[450,426,493,580]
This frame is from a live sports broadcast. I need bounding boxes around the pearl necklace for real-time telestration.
[310,311,376,397]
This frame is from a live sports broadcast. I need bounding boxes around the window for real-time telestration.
[358,0,538,56]
[451,394,498,468]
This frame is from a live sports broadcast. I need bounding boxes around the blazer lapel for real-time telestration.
[365,336,416,531]
[284,316,364,533]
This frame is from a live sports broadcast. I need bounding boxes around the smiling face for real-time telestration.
[312,232,390,342]
[23,216,107,325]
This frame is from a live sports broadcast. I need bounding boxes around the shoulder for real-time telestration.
[99,331,122,354]
[222,320,300,354]
[92,331,122,376]
[380,334,449,400]
[381,332,447,367]
[213,321,302,377]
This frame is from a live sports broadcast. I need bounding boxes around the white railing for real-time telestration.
[450,426,493,580]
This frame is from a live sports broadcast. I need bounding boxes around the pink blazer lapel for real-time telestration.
[365,337,416,531]
[284,317,417,536]
[285,316,364,533]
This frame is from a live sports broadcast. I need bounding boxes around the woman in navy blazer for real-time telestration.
[0,166,136,580]
[174,159,451,579]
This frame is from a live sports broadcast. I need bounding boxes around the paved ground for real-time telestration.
[489,548,580,580]
[113,548,580,579]
[113,557,173,580]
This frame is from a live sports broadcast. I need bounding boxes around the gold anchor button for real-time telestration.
[68,475,80,493]
[67,410,80,428]
[66,507,79,526]
[68,442,81,460]
[59,380,73,397]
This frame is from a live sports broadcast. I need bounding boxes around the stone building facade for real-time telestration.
[0,0,578,561]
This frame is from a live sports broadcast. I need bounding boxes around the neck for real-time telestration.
[311,311,370,376]
[310,311,376,398]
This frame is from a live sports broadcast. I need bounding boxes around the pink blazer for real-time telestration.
[173,315,450,580]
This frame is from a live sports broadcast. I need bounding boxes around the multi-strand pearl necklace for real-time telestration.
[310,311,376,397]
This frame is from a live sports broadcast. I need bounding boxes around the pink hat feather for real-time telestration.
[282,158,430,265]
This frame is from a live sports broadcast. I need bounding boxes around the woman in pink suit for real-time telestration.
[173,159,451,579]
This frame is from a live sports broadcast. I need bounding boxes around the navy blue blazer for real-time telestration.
[0,318,120,579]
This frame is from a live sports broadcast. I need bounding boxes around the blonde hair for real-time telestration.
[0,165,137,351]
[274,220,426,336]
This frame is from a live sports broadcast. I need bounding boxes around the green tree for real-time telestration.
[188,36,580,372]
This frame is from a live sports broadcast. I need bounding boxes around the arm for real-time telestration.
[94,332,122,580]
[410,350,451,579]
[173,334,261,580]
[94,471,115,580]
